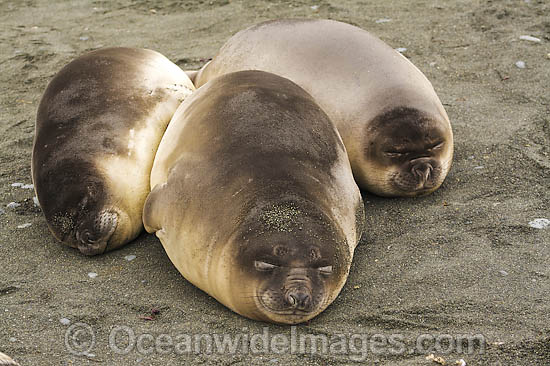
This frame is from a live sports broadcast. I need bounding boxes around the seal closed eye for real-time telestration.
[32,47,195,255]
[143,70,365,324]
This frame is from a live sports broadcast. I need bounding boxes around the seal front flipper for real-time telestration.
[143,183,167,235]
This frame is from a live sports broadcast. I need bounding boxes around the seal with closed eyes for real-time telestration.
[143,70,365,324]
[194,19,454,197]
[32,47,195,255]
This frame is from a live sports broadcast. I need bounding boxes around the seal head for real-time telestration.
[362,107,453,197]
[228,201,352,324]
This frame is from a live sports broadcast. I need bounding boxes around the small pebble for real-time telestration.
[457,359,466,366]
[79,36,89,41]
[33,196,40,207]
[88,272,98,278]
[310,5,319,10]
[60,318,71,325]
[429,62,436,66]
[395,47,407,53]
[11,182,23,187]
[474,165,484,169]
[375,18,392,23]
[21,184,34,189]
[515,61,526,69]
[6,202,21,209]
[499,270,509,276]
[529,218,549,229]
[9,337,17,342]
[0,208,4,215]
[17,223,32,229]
[519,35,541,43]
[124,255,136,262]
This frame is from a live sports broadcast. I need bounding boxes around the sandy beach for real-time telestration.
[1,0,549,365]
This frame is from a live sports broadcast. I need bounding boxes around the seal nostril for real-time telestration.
[285,289,312,310]
[286,293,298,308]
[413,163,433,183]
[295,292,311,308]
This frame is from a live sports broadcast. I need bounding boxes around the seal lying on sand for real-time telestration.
[32,47,195,255]
[194,19,454,197]
[144,70,365,324]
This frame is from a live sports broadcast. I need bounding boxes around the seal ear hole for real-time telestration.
[254,261,278,271]
[318,266,333,275]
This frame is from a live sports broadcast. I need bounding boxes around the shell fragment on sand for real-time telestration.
[529,218,549,229]
[10,183,33,189]
[519,35,541,42]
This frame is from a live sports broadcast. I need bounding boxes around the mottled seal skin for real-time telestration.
[194,19,454,197]
[32,47,195,255]
[144,70,365,324]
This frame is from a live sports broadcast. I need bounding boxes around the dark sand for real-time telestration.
[1,0,549,365]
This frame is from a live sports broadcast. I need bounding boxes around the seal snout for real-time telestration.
[282,269,314,312]
[285,286,313,311]
[410,157,434,186]
[75,210,118,256]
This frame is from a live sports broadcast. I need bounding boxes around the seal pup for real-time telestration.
[144,70,365,324]
[194,19,454,197]
[32,47,195,255]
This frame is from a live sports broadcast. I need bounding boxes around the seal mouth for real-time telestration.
[75,210,118,256]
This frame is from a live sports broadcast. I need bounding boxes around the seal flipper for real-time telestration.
[143,183,167,234]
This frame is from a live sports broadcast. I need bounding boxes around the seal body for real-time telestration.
[194,19,454,197]
[144,70,365,324]
[32,47,195,255]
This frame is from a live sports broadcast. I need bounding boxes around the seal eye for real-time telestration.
[430,142,444,150]
[318,265,333,275]
[254,261,277,271]
[384,151,404,158]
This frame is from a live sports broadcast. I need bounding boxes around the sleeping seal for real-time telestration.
[32,47,195,255]
[144,70,365,324]
[194,19,454,197]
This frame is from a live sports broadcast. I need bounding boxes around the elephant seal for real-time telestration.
[144,70,365,324]
[32,47,195,255]
[194,19,454,197]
